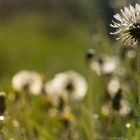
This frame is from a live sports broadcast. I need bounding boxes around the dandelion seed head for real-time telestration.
[0,116,5,121]
[126,123,131,128]
[107,77,121,98]
[119,99,131,116]
[12,70,43,95]
[102,98,131,117]
[110,3,140,46]
[127,49,136,59]
[86,49,96,61]
[45,71,87,104]
[91,56,119,75]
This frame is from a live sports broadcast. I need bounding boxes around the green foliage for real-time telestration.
[0,2,139,140]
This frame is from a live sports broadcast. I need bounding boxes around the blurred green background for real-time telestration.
[0,1,140,140]
[0,0,137,86]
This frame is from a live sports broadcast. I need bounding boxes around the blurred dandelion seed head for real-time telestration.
[44,71,87,105]
[110,4,140,46]
[127,49,136,59]
[119,99,131,116]
[86,48,96,63]
[102,98,131,117]
[12,70,43,95]
[126,123,131,128]
[91,56,119,76]
[0,116,5,121]
[107,77,121,98]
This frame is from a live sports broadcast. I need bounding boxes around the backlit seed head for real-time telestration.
[110,4,140,46]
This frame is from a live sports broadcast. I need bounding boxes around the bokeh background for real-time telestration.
[0,0,137,86]
[0,0,140,140]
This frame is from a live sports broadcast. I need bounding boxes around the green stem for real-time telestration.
[137,44,140,106]
[0,130,5,140]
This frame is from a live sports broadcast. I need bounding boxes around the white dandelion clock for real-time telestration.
[107,77,121,98]
[90,56,119,75]
[12,70,43,95]
[101,99,131,117]
[119,99,131,116]
[101,57,119,74]
[44,71,88,104]
[102,87,131,117]
[110,3,140,46]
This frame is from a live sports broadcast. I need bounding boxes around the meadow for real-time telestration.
[0,1,140,140]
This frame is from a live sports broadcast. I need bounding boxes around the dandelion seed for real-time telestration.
[12,70,43,95]
[110,4,140,46]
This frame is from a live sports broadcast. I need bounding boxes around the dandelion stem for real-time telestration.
[137,44,140,106]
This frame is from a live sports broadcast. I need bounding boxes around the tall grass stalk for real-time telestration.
[137,44,140,106]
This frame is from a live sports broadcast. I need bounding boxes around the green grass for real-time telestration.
[0,11,139,140]
[0,12,92,85]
